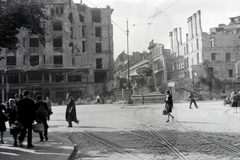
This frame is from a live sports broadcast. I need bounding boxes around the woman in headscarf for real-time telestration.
[65,93,79,127]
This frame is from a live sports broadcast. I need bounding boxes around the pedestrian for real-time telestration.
[230,91,238,113]
[65,93,79,127]
[0,103,7,144]
[141,93,144,105]
[237,91,240,112]
[6,98,19,146]
[14,94,20,107]
[45,96,53,118]
[165,90,174,122]
[17,90,36,148]
[35,95,50,141]
[96,94,101,104]
[189,92,198,109]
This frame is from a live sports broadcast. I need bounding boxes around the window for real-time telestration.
[210,38,215,47]
[226,53,231,61]
[28,72,42,83]
[197,53,199,64]
[53,36,62,47]
[82,25,85,37]
[68,75,82,82]
[211,53,216,61]
[82,41,85,52]
[56,7,59,14]
[186,44,188,54]
[51,8,54,16]
[96,43,102,53]
[60,7,64,14]
[7,55,16,65]
[79,14,84,22]
[53,22,62,31]
[229,69,233,78]
[53,55,63,64]
[196,38,199,50]
[95,27,101,37]
[68,12,73,24]
[29,38,39,47]
[51,73,64,83]
[96,58,102,69]
[30,55,39,66]
[91,9,101,22]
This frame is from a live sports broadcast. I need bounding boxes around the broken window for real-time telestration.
[60,6,64,14]
[29,38,39,47]
[68,12,74,24]
[51,73,64,82]
[51,8,54,16]
[53,22,62,31]
[68,75,82,82]
[53,55,63,64]
[91,9,101,23]
[30,55,39,66]
[82,41,85,52]
[210,38,215,47]
[96,58,102,69]
[82,25,85,37]
[96,43,102,53]
[28,72,42,83]
[95,27,101,37]
[79,14,84,22]
[229,69,233,78]
[56,7,59,14]
[211,53,216,61]
[7,55,16,65]
[53,36,62,47]
[94,72,106,83]
[226,53,231,61]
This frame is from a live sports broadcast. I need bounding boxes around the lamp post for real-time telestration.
[126,19,130,89]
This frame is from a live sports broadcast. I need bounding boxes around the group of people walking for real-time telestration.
[0,90,52,148]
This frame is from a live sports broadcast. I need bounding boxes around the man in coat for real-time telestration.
[17,90,35,148]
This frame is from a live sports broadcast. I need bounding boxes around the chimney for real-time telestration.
[179,27,182,45]
[187,16,193,40]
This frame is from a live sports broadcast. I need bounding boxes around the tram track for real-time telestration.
[150,105,240,158]
[134,107,190,160]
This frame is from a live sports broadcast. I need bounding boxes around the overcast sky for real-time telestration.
[73,0,240,60]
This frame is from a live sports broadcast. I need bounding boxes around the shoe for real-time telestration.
[190,108,192,109]
[67,126,72,128]
[76,120,79,124]
[45,136,48,141]
[13,142,17,147]
[1,140,4,144]
[166,120,169,122]
[40,139,43,142]
[27,144,34,148]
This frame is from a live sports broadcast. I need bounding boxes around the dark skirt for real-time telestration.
[0,121,6,132]
[166,103,172,113]
[231,102,238,107]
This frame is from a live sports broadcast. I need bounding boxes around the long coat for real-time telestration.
[65,98,78,122]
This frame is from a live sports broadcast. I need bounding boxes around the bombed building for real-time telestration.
[0,0,114,103]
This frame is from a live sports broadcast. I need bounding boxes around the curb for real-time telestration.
[49,133,75,160]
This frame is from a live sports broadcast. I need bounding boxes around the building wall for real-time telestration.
[0,0,114,103]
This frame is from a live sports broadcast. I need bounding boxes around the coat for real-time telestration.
[65,98,78,122]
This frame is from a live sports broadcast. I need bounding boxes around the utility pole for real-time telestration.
[126,19,130,89]
[192,69,194,91]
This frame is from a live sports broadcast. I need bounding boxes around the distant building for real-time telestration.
[169,10,240,95]
[114,40,171,94]
[0,0,114,103]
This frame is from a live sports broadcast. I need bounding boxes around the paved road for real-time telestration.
[48,101,240,160]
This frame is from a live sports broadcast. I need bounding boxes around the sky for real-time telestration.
[73,0,240,60]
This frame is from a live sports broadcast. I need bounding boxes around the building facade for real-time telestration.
[169,10,240,96]
[0,0,114,103]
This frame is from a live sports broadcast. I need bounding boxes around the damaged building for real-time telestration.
[0,0,114,103]
[169,10,240,97]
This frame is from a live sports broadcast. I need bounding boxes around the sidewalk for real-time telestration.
[0,129,74,160]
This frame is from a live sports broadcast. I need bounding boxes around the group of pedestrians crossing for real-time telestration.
[0,90,52,148]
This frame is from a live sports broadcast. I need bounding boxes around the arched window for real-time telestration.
[53,22,62,31]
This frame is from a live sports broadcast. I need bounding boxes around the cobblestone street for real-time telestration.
[48,101,240,160]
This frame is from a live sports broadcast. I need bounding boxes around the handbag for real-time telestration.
[33,123,44,133]
[163,109,167,115]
